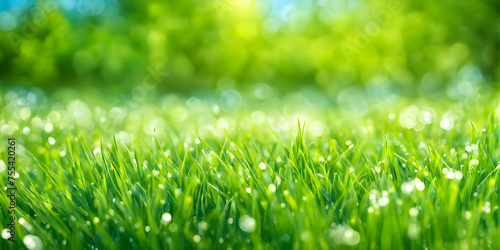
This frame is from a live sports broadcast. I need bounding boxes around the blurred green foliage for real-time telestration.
[0,0,498,94]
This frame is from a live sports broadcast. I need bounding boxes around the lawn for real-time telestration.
[1,89,499,249]
[0,1,498,249]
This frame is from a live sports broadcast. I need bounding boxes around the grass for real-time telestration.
[0,89,499,249]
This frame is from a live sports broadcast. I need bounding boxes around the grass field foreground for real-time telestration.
[0,89,499,249]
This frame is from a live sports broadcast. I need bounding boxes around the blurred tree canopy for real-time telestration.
[0,0,498,94]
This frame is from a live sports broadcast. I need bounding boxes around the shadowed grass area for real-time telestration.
[0,91,499,249]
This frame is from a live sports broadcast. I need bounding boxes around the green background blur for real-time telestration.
[0,0,498,96]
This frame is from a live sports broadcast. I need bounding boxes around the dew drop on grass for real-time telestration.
[399,113,417,129]
[0,160,6,174]
[48,137,56,145]
[409,207,419,217]
[227,218,233,224]
[23,127,31,135]
[401,182,414,194]
[1,229,10,239]
[23,235,43,250]
[246,188,252,193]
[19,107,31,120]
[198,221,207,231]
[420,108,436,125]
[145,226,151,232]
[19,218,33,231]
[239,215,256,232]
[377,197,390,207]
[164,150,171,158]
[1,124,15,135]
[44,123,54,133]
[446,171,455,179]
[469,159,479,167]
[343,228,361,246]
[440,117,454,130]
[369,194,376,201]
[268,184,276,193]
[162,212,172,223]
[259,162,266,170]
[483,202,491,213]
[193,235,201,243]
[413,178,425,191]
